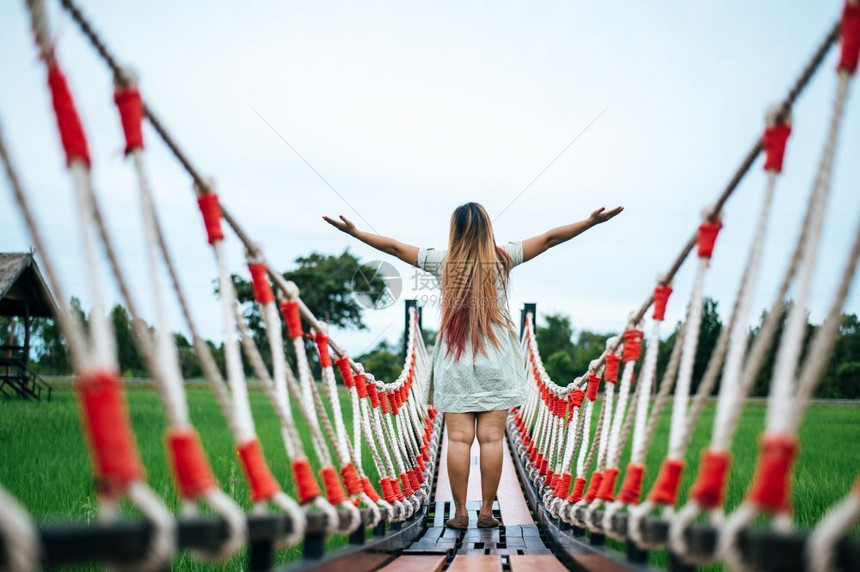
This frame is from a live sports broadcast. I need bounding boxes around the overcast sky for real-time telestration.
[1,1,858,358]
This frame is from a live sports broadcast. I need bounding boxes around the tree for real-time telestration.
[693,298,723,394]
[533,313,615,385]
[816,313,860,398]
[545,350,575,386]
[174,333,203,379]
[535,314,576,360]
[230,250,386,371]
[747,301,816,397]
[656,297,724,395]
[358,340,402,383]
[571,330,611,378]
[111,304,144,377]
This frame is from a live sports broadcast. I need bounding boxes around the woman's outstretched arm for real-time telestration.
[323,215,420,266]
[522,206,623,263]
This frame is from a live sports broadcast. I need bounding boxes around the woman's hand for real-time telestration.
[322,215,420,266]
[323,214,358,236]
[588,206,624,225]
[522,206,624,263]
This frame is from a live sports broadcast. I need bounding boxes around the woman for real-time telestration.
[324,202,622,528]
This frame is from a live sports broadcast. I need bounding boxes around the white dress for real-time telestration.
[417,241,528,413]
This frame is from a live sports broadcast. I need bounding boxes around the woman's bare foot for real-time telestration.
[445,514,469,529]
[477,513,501,528]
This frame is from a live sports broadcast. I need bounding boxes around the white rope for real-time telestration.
[721,70,853,572]
[669,256,708,460]
[631,320,661,464]
[711,171,777,452]
[791,229,860,428]
[233,304,337,537]
[21,4,178,562]
[214,240,256,445]
[807,481,860,572]
[0,486,39,572]
[766,72,850,435]
[126,102,245,561]
[669,148,780,566]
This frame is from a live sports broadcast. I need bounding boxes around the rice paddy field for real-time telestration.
[1,383,858,570]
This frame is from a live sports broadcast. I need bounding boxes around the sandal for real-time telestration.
[445,515,469,529]
[477,513,501,528]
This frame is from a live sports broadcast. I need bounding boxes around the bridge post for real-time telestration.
[404,299,421,355]
[520,303,537,338]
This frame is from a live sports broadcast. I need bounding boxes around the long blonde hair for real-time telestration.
[439,203,512,360]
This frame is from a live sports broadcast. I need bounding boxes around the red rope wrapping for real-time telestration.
[366,381,381,408]
[336,358,355,387]
[617,463,645,504]
[552,394,565,418]
[47,65,91,167]
[340,462,363,497]
[547,471,557,488]
[689,449,732,509]
[354,373,369,398]
[762,124,792,173]
[314,331,332,368]
[379,478,396,503]
[77,370,143,498]
[409,467,421,490]
[840,1,860,73]
[391,478,406,501]
[539,457,549,477]
[586,373,601,401]
[292,457,322,504]
[196,193,225,245]
[648,458,685,505]
[568,476,587,503]
[604,354,621,383]
[237,439,280,503]
[652,284,673,321]
[248,262,274,305]
[281,300,303,339]
[697,220,723,259]
[400,473,415,496]
[747,435,798,513]
[622,329,644,363]
[113,86,144,154]
[167,428,216,499]
[553,472,573,498]
[596,467,620,502]
[569,389,585,410]
[362,477,381,502]
[320,466,347,505]
[584,471,604,504]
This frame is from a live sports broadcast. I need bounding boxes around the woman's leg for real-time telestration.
[446,412,476,518]
[476,409,508,517]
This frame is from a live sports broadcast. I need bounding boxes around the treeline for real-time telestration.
[1,250,389,379]
[534,297,860,399]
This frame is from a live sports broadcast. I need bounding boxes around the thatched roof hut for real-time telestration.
[0,252,56,318]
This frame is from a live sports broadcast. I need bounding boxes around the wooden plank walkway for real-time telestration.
[386,423,567,570]
[378,554,446,572]
[433,426,532,525]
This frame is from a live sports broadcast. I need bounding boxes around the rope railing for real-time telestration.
[508,3,860,571]
[0,1,443,569]
[1,1,859,571]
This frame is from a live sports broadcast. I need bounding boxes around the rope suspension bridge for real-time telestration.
[0,1,859,570]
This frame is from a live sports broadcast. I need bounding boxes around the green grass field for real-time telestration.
[0,384,383,571]
[0,385,858,570]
